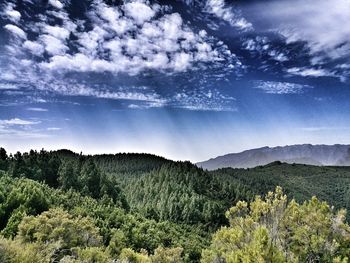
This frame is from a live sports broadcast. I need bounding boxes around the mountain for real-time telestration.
[197,144,350,170]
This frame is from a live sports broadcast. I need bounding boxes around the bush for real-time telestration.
[202,187,350,263]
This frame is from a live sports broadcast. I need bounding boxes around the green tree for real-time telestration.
[75,247,112,263]
[1,207,26,238]
[1,179,49,231]
[44,155,61,187]
[202,187,350,263]
[58,161,78,190]
[119,246,184,263]
[80,159,101,199]
[0,147,8,171]
[0,237,48,263]
[151,246,184,263]
[18,208,102,249]
[9,152,27,178]
[119,248,151,263]
[108,229,128,256]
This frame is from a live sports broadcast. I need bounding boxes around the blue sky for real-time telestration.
[1,0,350,161]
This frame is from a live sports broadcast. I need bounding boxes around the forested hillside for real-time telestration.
[1,148,350,262]
[211,161,350,216]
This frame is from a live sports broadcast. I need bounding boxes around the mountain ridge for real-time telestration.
[197,144,350,170]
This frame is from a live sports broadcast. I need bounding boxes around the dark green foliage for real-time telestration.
[212,162,350,218]
[124,162,249,227]
[58,160,77,190]
[8,150,60,187]
[2,148,350,262]
[92,153,170,175]
[0,177,50,237]
[80,159,102,198]
[3,149,129,210]
[0,175,208,262]
[0,148,8,171]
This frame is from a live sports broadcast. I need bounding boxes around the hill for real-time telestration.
[2,148,350,261]
[197,144,350,170]
[211,161,350,214]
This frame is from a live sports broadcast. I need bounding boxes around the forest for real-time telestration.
[0,148,350,262]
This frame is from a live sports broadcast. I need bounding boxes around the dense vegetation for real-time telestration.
[202,187,350,262]
[1,148,350,262]
[212,162,350,217]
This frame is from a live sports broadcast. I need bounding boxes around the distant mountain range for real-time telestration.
[197,144,350,170]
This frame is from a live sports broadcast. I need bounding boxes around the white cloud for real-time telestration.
[287,67,335,78]
[0,123,49,139]
[3,4,21,23]
[27,107,48,112]
[0,83,19,90]
[254,81,313,94]
[251,0,350,62]
[173,89,237,111]
[0,118,41,126]
[4,0,238,76]
[0,129,49,139]
[123,1,156,25]
[0,117,49,139]
[42,25,71,40]
[242,37,289,63]
[128,101,164,109]
[268,50,288,62]
[0,0,241,112]
[4,24,27,39]
[40,34,68,55]
[48,0,64,9]
[205,0,252,30]
[47,127,61,131]
[24,75,167,105]
[23,41,45,56]
[173,52,192,72]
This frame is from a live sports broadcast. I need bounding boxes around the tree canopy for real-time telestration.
[1,147,350,262]
[202,187,350,263]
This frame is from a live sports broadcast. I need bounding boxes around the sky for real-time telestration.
[0,0,350,162]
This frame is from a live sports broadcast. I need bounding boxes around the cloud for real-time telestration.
[48,0,64,9]
[0,83,19,90]
[40,34,69,56]
[267,50,288,62]
[42,25,71,40]
[128,101,164,110]
[254,81,313,94]
[123,1,156,25]
[172,89,237,111]
[0,0,241,112]
[242,36,289,62]
[4,0,238,76]
[286,67,335,78]
[0,129,49,139]
[0,118,41,126]
[47,127,61,131]
[3,3,21,23]
[27,107,48,112]
[0,127,48,139]
[250,0,350,62]
[4,24,26,39]
[0,118,50,139]
[42,81,166,103]
[23,41,45,56]
[205,0,252,30]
